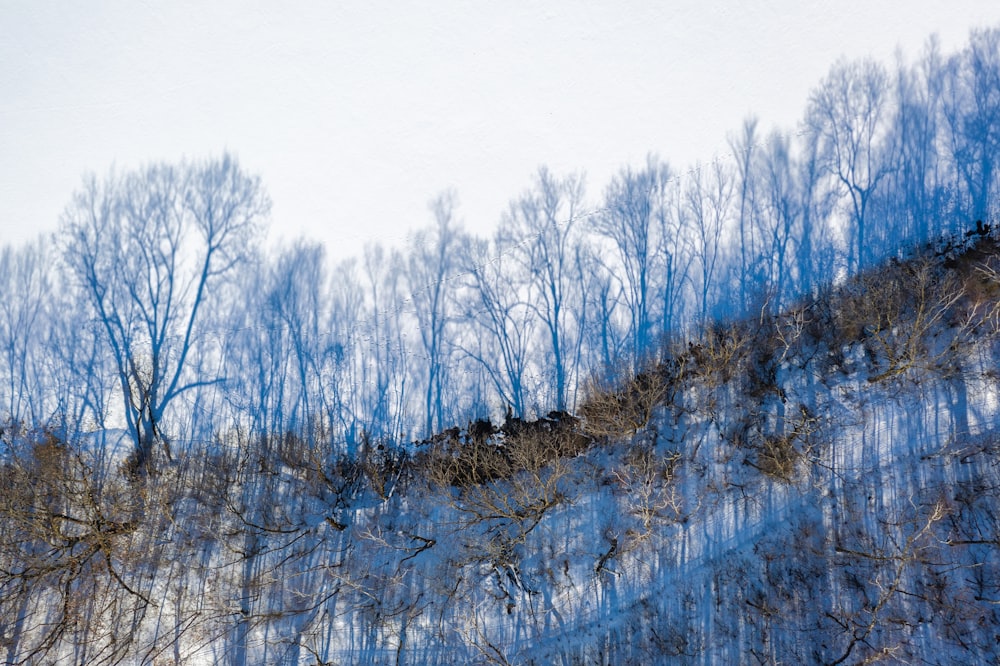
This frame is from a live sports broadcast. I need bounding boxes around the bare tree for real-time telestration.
[457,232,535,419]
[359,242,409,443]
[406,191,463,437]
[687,160,734,322]
[221,251,291,440]
[579,243,628,380]
[657,176,693,337]
[791,128,839,299]
[806,58,893,273]
[942,27,1000,222]
[223,241,332,444]
[757,130,802,310]
[0,238,53,427]
[596,156,676,369]
[729,117,768,312]
[325,257,367,452]
[890,37,947,242]
[46,271,115,441]
[60,154,269,474]
[504,168,586,411]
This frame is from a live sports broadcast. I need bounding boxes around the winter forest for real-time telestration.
[2,25,1000,666]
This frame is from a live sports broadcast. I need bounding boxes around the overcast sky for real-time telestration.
[1,1,998,261]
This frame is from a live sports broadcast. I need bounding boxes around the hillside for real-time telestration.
[3,228,1000,665]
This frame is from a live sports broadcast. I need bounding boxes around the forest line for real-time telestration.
[0,26,998,465]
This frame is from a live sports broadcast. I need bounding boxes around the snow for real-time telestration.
[5,293,1000,665]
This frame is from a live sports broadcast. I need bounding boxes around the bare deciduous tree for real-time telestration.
[596,156,675,369]
[458,233,535,419]
[505,168,586,411]
[61,155,269,474]
[406,191,463,437]
[687,160,734,322]
[807,58,893,273]
[0,238,54,427]
[942,27,1000,222]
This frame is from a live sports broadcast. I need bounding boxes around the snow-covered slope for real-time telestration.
[3,238,1000,665]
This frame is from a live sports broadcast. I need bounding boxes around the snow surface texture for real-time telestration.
[3,255,1000,665]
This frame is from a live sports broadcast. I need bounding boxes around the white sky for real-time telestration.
[1,1,998,261]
